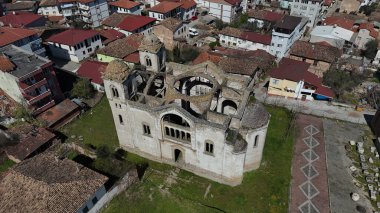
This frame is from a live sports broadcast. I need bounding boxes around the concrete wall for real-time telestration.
[77,185,107,213]
[0,71,23,104]
[219,34,270,52]
[289,0,322,27]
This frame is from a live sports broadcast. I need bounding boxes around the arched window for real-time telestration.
[111,87,119,98]
[145,56,152,67]
[254,135,259,147]
[118,115,124,125]
[205,140,214,155]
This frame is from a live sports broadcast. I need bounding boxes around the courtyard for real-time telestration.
[60,96,296,212]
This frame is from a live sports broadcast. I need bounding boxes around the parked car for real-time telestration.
[189,28,199,36]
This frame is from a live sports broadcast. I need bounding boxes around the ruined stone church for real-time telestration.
[103,34,270,186]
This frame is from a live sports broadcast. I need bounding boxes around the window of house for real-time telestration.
[92,197,98,205]
[143,124,151,135]
[254,135,259,147]
[83,51,86,54]
[83,206,89,213]
[313,60,318,66]
[145,56,152,66]
[111,87,119,98]
[119,115,124,125]
[277,44,282,47]
[205,141,214,154]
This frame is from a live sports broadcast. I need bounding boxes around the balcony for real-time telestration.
[162,121,191,144]
[32,100,55,115]
[25,90,52,105]
[20,78,48,93]
[79,4,90,10]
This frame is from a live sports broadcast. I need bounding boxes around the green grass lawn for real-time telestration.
[102,106,295,213]
[0,158,16,174]
[60,97,119,150]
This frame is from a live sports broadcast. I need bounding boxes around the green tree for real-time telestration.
[215,19,228,30]
[323,69,366,99]
[14,105,33,122]
[209,41,221,50]
[96,145,111,159]
[71,78,94,99]
[180,47,200,62]
[364,40,378,59]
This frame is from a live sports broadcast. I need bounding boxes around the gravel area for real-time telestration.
[324,119,373,213]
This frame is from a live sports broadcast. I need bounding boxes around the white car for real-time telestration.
[189,28,199,36]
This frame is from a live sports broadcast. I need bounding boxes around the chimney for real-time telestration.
[312,44,315,50]
[12,11,16,15]
[333,24,337,28]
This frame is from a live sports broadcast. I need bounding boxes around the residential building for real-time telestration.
[153,17,188,50]
[218,27,272,52]
[0,151,108,213]
[322,16,356,31]
[0,27,46,56]
[101,12,130,28]
[47,29,103,62]
[269,15,307,58]
[4,1,38,14]
[289,40,342,77]
[115,14,156,36]
[148,1,182,21]
[288,0,323,27]
[109,0,142,15]
[38,0,61,16]
[37,99,81,129]
[99,28,126,45]
[247,9,284,28]
[77,0,110,27]
[146,0,196,20]
[97,33,143,64]
[355,22,379,50]
[59,0,80,21]
[77,60,108,91]
[196,0,242,23]
[310,25,354,49]
[103,34,270,186]
[0,12,47,28]
[0,124,56,162]
[0,45,64,115]
[268,58,334,101]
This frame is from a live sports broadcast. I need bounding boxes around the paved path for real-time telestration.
[253,80,375,124]
[290,114,330,213]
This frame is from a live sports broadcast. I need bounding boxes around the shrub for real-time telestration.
[71,78,94,99]
[363,40,378,59]
[96,145,111,159]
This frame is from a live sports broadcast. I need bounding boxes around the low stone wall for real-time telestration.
[89,167,139,213]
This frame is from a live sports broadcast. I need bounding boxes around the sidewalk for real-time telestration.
[253,80,376,124]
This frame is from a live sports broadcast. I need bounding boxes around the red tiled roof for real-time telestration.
[76,60,107,85]
[322,16,355,30]
[224,0,241,5]
[180,0,196,9]
[192,51,221,65]
[315,86,334,98]
[359,22,379,38]
[123,52,140,63]
[98,29,125,45]
[109,0,141,9]
[148,1,182,13]
[0,56,15,72]
[323,0,332,6]
[37,99,80,128]
[47,15,65,22]
[290,40,342,63]
[247,10,284,22]
[0,12,44,28]
[0,27,38,47]
[116,15,156,32]
[241,31,271,45]
[47,29,98,46]
[270,58,322,86]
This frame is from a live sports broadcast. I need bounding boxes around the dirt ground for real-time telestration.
[323,119,374,213]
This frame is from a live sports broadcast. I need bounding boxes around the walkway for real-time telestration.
[253,80,375,124]
[289,114,329,213]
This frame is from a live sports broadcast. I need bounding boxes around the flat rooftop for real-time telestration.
[0,45,50,78]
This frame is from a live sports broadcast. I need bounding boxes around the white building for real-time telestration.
[103,35,270,186]
[354,22,378,50]
[269,15,307,58]
[289,0,323,27]
[38,0,61,16]
[109,0,142,15]
[218,27,272,52]
[78,0,109,27]
[148,1,182,21]
[310,25,354,49]
[196,0,242,23]
[47,29,103,62]
[114,15,156,36]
